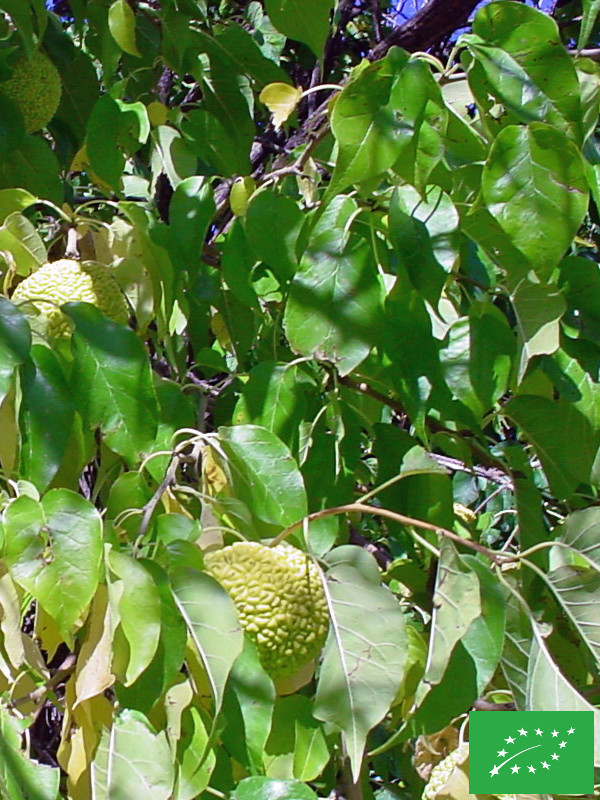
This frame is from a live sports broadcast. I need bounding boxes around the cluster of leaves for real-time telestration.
[1,0,600,799]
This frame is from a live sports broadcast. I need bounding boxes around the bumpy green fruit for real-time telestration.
[422,745,468,800]
[0,51,62,133]
[12,259,129,338]
[204,541,329,680]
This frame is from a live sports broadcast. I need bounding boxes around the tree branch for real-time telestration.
[370,0,482,61]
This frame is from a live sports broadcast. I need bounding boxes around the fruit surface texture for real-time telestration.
[0,50,62,132]
[12,259,129,338]
[422,745,468,800]
[204,541,330,679]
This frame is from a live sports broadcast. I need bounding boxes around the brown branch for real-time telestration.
[370,0,482,61]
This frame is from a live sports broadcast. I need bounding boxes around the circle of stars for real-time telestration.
[488,726,575,777]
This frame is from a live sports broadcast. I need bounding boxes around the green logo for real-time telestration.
[469,710,594,794]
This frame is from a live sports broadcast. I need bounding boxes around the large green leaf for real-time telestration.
[91,709,175,800]
[233,362,309,452]
[420,540,481,688]
[245,190,303,282]
[19,345,74,491]
[107,549,162,686]
[170,567,244,719]
[464,2,583,141]
[511,279,566,381]
[547,565,600,672]
[314,547,406,781]
[327,49,417,199]
[503,395,596,500]
[64,302,159,465]
[527,619,600,766]
[284,233,382,376]
[580,0,600,48]
[481,124,588,282]
[0,705,59,800]
[461,557,506,694]
[2,489,103,641]
[558,507,600,569]
[216,424,308,540]
[263,0,333,56]
[0,298,30,406]
[232,777,319,800]
[168,177,215,277]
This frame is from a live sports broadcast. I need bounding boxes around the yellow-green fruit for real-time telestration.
[0,51,62,133]
[12,259,129,339]
[204,541,329,680]
[422,745,468,800]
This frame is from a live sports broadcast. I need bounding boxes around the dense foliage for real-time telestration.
[0,0,600,798]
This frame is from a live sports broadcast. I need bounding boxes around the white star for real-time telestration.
[541,761,550,769]
[551,730,559,737]
[559,741,566,748]
[497,749,507,757]
[518,728,527,736]
[505,736,515,744]
[568,727,575,734]
[551,753,559,760]
[535,728,543,735]
[490,765,499,776]
[528,765,536,773]
[511,765,519,773]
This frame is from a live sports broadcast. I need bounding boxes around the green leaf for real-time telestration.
[116,560,187,713]
[182,109,247,177]
[547,565,600,672]
[580,0,600,49]
[168,177,215,276]
[228,639,276,775]
[0,298,30,406]
[170,567,244,719]
[65,303,159,465]
[216,424,308,540]
[0,211,47,275]
[314,547,406,781]
[527,618,600,766]
[19,345,74,491]
[503,395,596,500]
[86,94,135,190]
[0,188,37,224]
[511,279,566,381]
[326,49,413,198]
[284,233,382,376]
[91,709,175,800]
[465,3,583,142]
[420,540,481,688]
[0,136,63,204]
[500,595,531,711]
[0,705,59,800]
[558,507,600,570]
[245,190,303,281]
[263,0,333,56]
[461,557,506,694]
[389,185,459,307]
[263,695,329,781]
[481,124,588,282]
[2,489,103,641]
[108,549,162,686]
[213,24,290,88]
[233,362,309,452]
[174,704,215,800]
[232,776,319,800]
[108,0,141,57]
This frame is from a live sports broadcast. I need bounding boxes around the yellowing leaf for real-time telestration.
[259,82,302,130]
[74,584,115,707]
[108,0,141,57]
[229,176,256,216]
[147,100,169,127]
